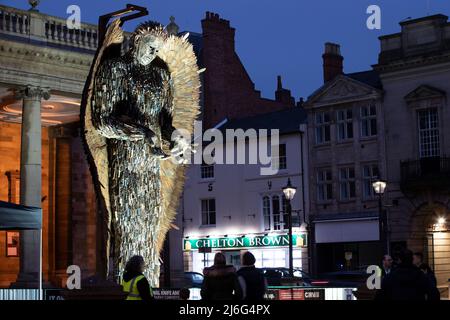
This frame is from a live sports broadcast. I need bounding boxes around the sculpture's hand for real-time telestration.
[167,136,198,164]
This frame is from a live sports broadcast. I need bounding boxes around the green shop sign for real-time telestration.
[184,234,307,251]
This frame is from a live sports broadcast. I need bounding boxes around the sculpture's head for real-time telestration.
[131,21,168,66]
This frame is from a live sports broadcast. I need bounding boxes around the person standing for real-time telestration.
[381,254,393,277]
[377,249,435,300]
[201,253,242,301]
[419,263,440,300]
[237,252,267,301]
[413,252,424,267]
[121,255,153,301]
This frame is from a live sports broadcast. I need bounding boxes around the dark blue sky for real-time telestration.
[2,0,450,100]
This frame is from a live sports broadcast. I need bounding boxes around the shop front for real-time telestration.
[313,215,382,273]
[183,233,308,273]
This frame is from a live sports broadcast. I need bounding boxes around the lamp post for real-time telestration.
[372,180,388,254]
[283,178,297,277]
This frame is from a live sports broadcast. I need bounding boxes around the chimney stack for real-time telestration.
[322,42,343,83]
[275,75,295,106]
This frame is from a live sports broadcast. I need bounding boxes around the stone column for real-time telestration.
[13,85,50,288]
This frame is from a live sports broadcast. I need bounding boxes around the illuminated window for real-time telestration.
[6,232,19,257]
[262,195,287,231]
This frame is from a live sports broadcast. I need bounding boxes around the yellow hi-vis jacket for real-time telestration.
[121,275,152,300]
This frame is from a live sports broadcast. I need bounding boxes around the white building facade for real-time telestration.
[180,108,310,274]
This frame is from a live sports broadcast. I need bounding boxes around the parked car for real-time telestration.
[183,272,204,288]
[318,270,375,300]
[261,268,330,287]
[318,271,368,287]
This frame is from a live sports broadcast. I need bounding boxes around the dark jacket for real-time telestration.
[237,266,266,301]
[201,265,242,301]
[122,271,153,301]
[377,264,436,301]
[424,271,440,300]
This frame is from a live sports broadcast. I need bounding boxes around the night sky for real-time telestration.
[2,0,450,100]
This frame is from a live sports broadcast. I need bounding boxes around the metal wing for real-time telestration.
[80,19,124,278]
[156,33,202,253]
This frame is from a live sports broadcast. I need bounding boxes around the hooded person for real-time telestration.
[200,252,242,301]
[237,251,267,301]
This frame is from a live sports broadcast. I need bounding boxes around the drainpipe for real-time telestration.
[299,125,311,274]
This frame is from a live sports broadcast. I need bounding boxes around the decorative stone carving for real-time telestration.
[16,85,50,101]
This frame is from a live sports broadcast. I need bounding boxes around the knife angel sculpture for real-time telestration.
[81,19,201,286]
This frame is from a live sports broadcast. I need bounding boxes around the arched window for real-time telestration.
[262,194,287,231]
[263,196,271,230]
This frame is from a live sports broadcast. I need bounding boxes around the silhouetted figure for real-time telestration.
[377,249,436,300]
[201,253,242,301]
[419,263,440,300]
[381,254,393,277]
[413,252,423,267]
[237,252,267,301]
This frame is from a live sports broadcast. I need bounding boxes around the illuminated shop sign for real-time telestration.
[184,234,307,251]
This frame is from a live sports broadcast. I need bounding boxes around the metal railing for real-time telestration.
[400,157,450,191]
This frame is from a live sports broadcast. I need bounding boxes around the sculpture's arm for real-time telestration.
[159,70,176,147]
[92,60,156,142]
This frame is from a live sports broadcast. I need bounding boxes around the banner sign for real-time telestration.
[184,233,307,251]
[153,288,181,300]
[264,288,325,301]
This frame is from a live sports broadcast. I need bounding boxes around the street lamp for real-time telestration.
[283,178,297,277]
[372,180,387,195]
[372,180,388,254]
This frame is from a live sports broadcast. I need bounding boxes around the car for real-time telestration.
[317,271,368,287]
[183,272,204,288]
[318,270,376,300]
[260,267,330,287]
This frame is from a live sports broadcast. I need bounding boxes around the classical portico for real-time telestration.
[0,3,96,287]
